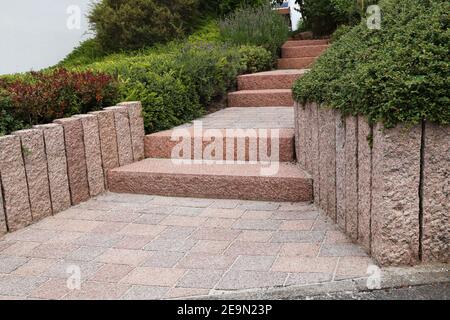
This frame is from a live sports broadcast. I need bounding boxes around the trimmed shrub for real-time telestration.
[219,5,290,57]
[0,69,119,134]
[88,0,201,52]
[293,0,450,128]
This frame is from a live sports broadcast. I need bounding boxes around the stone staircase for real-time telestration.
[108,40,329,202]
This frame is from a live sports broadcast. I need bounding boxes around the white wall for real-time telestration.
[0,0,95,75]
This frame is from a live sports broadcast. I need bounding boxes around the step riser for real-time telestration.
[144,130,295,162]
[277,58,317,69]
[238,74,301,90]
[228,92,293,108]
[108,172,312,202]
[282,45,328,58]
[283,40,329,47]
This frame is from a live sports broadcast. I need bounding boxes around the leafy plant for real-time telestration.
[293,0,450,128]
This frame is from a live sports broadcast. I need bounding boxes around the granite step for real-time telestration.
[282,39,329,47]
[237,69,307,90]
[282,45,329,59]
[108,158,313,202]
[228,89,293,108]
[277,57,317,69]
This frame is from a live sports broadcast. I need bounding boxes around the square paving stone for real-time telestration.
[324,231,352,244]
[137,205,174,215]
[97,193,153,203]
[160,216,207,227]
[118,224,167,237]
[191,228,241,241]
[278,203,315,211]
[4,228,59,242]
[202,218,237,229]
[1,241,40,256]
[171,207,204,217]
[177,253,236,270]
[121,267,186,286]
[236,231,272,242]
[29,243,80,259]
[12,258,57,277]
[96,248,150,266]
[190,240,231,254]
[133,214,166,225]
[209,200,240,209]
[176,269,224,289]
[224,241,282,256]
[200,208,245,219]
[216,270,287,290]
[142,251,185,268]
[271,257,338,273]
[121,285,169,300]
[165,287,210,299]
[157,226,197,240]
[43,260,104,280]
[89,264,134,283]
[279,220,315,231]
[334,257,374,280]
[151,197,214,208]
[241,211,273,220]
[270,231,325,243]
[319,244,368,257]
[236,201,280,211]
[144,238,197,253]
[66,246,108,262]
[95,212,142,223]
[75,233,124,248]
[0,256,29,273]
[90,222,128,234]
[271,211,318,220]
[113,236,155,250]
[232,219,281,231]
[284,273,333,286]
[231,256,276,271]
[29,278,72,299]
[279,243,321,257]
[0,275,47,296]
[64,281,130,300]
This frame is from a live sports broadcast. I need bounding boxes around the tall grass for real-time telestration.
[219,5,289,57]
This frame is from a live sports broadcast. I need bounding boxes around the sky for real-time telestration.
[0,0,94,75]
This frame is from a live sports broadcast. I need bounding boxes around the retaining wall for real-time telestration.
[0,102,144,235]
[295,102,449,266]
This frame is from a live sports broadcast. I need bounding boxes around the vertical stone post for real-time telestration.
[310,103,320,206]
[0,136,32,231]
[33,124,71,214]
[422,122,450,263]
[357,116,372,252]
[344,116,358,240]
[54,117,90,205]
[13,129,52,221]
[371,123,421,266]
[89,110,119,189]
[304,104,313,174]
[105,106,134,166]
[0,178,7,235]
[335,113,346,230]
[118,101,145,161]
[74,115,105,197]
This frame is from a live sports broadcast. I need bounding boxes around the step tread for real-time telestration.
[229,89,292,95]
[283,40,329,47]
[238,69,306,78]
[111,158,309,179]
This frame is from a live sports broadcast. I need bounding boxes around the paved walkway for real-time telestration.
[0,193,375,300]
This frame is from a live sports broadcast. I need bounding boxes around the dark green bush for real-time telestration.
[89,0,201,52]
[203,0,266,17]
[219,5,290,57]
[293,0,450,128]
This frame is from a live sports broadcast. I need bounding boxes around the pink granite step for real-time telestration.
[282,40,329,47]
[108,158,313,202]
[282,45,329,58]
[237,70,306,90]
[277,57,317,69]
[144,128,295,162]
[228,89,293,108]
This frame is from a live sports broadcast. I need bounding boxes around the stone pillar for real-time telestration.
[13,129,52,221]
[371,123,421,266]
[304,104,312,174]
[33,124,71,214]
[118,101,145,161]
[0,178,7,235]
[0,136,32,231]
[54,117,90,205]
[318,107,336,220]
[310,103,320,206]
[89,110,119,188]
[422,122,450,263]
[344,116,358,240]
[357,116,372,252]
[74,115,105,197]
[335,113,346,230]
[105,106,134,166]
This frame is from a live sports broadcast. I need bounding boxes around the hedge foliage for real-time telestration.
[0,69,118,135]
[293,0,450,128]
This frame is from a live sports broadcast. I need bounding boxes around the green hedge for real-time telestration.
[293,0,449,128]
